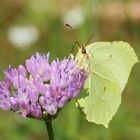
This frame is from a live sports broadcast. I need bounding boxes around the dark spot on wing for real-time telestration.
[104,86,106,91]
[110,54,112,58]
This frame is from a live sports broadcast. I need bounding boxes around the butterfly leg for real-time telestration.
[70,41,81,54]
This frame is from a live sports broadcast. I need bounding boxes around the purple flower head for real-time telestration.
[0,52,88,119]
[26,53,51,81]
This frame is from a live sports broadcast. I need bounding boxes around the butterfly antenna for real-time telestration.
[66,24,81,54]
[85,34,94,46]
[66,24,80,43]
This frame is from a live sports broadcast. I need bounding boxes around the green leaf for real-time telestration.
[75,41,138,128]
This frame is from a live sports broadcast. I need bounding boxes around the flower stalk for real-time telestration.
[45,120,55,140]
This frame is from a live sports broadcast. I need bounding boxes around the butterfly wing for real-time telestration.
[76,41,138,127]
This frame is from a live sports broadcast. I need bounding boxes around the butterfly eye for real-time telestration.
[81,46,86,54]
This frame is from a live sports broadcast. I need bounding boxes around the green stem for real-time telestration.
[45,121,55,140]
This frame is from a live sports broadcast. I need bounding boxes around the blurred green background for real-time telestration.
[0,0,140,140]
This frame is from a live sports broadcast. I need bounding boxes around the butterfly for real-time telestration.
[66,24,138,128]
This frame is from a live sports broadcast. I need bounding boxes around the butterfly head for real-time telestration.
[81,45,86,54]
